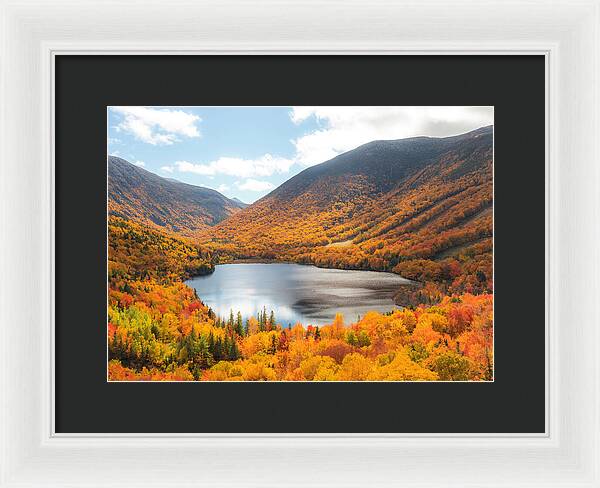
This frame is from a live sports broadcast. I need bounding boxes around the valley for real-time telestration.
[107,125,494,381]
[199,125,493,305]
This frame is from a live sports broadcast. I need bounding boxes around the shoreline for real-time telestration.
[220,258,419,281]
[224,258,296,265]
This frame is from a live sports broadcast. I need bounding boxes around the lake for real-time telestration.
[185,263,412,327]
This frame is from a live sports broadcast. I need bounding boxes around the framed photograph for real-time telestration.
[106,105,495,384]
[1,1,599,487]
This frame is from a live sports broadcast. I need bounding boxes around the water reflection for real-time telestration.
[185,263,412,327]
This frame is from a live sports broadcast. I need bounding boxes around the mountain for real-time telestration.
[231,197,249,208]
[202,126,493,295]
[265,125,491,207]
[108,156,245,237]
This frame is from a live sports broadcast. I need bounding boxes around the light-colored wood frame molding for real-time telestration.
[1,1,598,486]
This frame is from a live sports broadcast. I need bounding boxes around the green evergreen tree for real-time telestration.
[208,332,215,353]
[269,310,276,329]
[214,337,223,361]
[258,308,266,332]
[236,311,244,336]
[228,336,240,360]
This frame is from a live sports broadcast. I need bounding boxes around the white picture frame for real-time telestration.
[1,0,598,486]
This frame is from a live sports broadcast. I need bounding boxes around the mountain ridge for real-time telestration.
[263,125,493,202]
[108,156,245,237]
[201,125,493,299]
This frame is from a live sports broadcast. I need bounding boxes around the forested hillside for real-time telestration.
[108,156,245,237]
[108,217,493,381]
[108,216,215,283]
[201,126,493,304]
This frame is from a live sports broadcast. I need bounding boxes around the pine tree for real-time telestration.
[236,311,244,336]
[269,310,276,329]
[228,337,240,360]
[214,338,223,361]
[208,332,215,353]
[258,308,266,332]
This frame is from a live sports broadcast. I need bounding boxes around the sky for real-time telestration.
[108,106,494,203]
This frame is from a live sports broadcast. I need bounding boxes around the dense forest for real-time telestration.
[108,127,494,381]
[108,218,493,381]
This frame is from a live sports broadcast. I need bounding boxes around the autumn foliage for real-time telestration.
[107,127,494,381]
[108,224,493,382]
[198,133,493,306]
[108,191,494,382]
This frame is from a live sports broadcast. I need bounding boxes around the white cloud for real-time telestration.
[172,154,294,178]
[216,184,230,193]
[289,106,493,166]
[235,179,275,192]
[160,166,174,173]
[133,160,145,167]
[110,106,201,145]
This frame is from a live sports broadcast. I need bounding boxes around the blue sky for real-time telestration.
[108,106,493,203]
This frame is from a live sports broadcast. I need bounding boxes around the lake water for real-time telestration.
[185,263,412,327]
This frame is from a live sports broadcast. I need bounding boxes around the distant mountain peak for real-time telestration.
[231,197,249,208]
